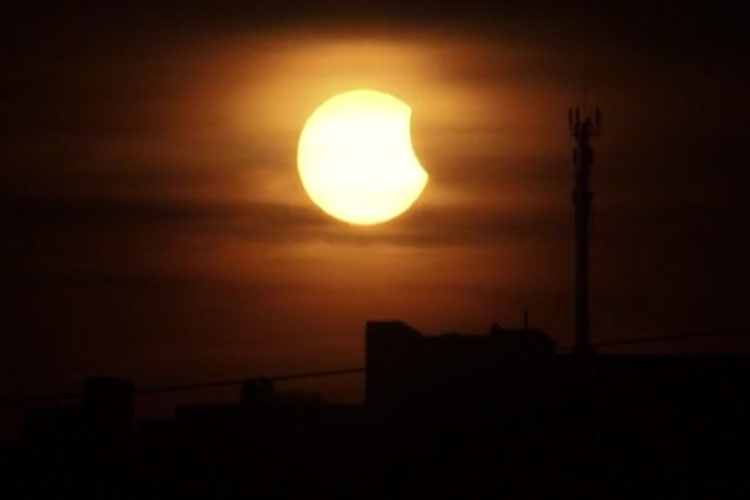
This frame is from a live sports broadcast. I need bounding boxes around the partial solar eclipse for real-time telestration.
[297,89,428,225]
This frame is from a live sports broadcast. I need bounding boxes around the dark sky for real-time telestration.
[2,1,749,439]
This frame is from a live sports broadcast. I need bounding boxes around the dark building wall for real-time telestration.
[19,378,136,499]
[23,406,85,455]
[365,321,423,412]
[365,320,557,424]
[22,377,135,458]
[83,377,135,460]
[365,321,750,453]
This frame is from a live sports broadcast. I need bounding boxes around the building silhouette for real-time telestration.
[365,320,556,423]
[14,322,750,498]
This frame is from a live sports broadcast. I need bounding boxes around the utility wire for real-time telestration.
[0,367,364,408]
[556,327,750,352]
[5,327,750,408]
[591,327,750,349]
[137,367,365,395]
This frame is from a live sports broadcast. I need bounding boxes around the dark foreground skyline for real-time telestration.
[11,321,750,498]
[2,2,750,444]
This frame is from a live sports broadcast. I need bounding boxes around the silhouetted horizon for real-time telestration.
[8,321,750,497]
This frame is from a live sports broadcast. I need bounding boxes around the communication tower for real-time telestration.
[569,105,601,355]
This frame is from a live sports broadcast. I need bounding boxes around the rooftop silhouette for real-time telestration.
[10,321,750,498]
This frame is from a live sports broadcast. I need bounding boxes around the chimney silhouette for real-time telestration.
[569,106,601,355]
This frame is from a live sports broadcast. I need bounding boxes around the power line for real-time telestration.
[591,328,750,349]
[0,367,365,408]
[5,327,750,408]
[136,367,365,396]
[0,391,84,408]
[556,327,750,352]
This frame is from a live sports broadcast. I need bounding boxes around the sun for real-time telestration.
[297,89,428,225]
